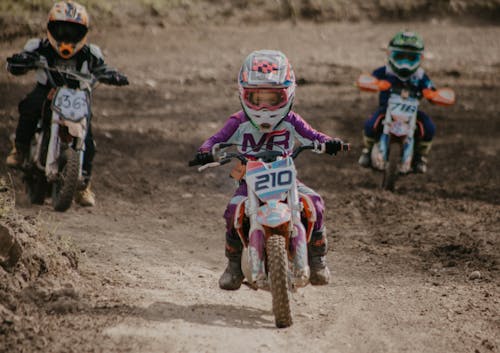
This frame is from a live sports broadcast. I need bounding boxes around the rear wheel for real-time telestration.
[266,235,292,328]
[382,142,402,191]
[52,148,79,212]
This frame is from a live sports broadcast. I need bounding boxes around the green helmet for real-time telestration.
[387,31,424,80]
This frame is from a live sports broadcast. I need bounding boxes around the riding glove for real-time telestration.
[98,70,129,86]
[7,52,39,75]
[195,152,214,165]
[325,139,343,155]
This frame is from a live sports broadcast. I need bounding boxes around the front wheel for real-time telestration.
[266,235,292,328]
[382,142,402,191]
[52,148,79,212]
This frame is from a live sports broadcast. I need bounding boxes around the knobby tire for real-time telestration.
[52,148,79,212]
[266,235,293,328]
[382,142,402,191]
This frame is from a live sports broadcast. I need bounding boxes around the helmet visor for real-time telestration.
[48,21,88,43]
[390,50,421,67]
[243,88,289,111]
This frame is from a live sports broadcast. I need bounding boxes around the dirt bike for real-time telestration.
[10,58,103,211]
[357,74,455,190]
[189,141,349,328]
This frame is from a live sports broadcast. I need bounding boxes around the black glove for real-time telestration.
[325,139,343,155]
[7,52,39,68]
[194,152,214,165]
[98,70,129,86]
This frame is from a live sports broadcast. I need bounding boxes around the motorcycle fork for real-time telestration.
[288,178,309,283]
[30,97,53,171]
[32,131,45,171]
[45,112,86,182]
[245,191,267,285]
[379,110,417,173]
[45,118,61,181]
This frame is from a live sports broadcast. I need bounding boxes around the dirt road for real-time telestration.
[0,21,499,353]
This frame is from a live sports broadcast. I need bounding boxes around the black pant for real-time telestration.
[15,84,95,178]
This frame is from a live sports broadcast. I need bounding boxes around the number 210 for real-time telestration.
[255,170,292,191]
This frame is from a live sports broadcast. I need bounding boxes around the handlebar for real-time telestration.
[189,141,350,171]
[10,58,101,90]
[291,142,350,159]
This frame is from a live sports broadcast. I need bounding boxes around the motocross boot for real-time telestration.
[75,182,95,207]
[308,230,330,285]
[414,140,432,174]
[219,233,244,290]
[358,133,375,168]
[6,144,27,168]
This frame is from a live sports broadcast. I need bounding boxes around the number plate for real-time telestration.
[246,159,296,202]
[387,94,418,136]
[52,88,90,122]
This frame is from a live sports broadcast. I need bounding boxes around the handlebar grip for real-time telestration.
[220,158,231,165]
[188,159,200,167]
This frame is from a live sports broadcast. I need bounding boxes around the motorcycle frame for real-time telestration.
[35,88,90,182]
[238,156,310,289]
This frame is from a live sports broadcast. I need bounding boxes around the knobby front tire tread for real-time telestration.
[52,149,79,212]
[267,235,293,328]
[382,142,402,191]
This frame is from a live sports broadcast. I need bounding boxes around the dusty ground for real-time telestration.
[0,19,499,353]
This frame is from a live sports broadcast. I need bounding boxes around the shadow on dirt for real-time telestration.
[88,301,275,329]
[143,301,275,328]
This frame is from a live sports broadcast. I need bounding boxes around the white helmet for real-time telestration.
[238,50,296,132]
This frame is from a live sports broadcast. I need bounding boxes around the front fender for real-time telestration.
[256,200,291,228]
[61,119,87,139]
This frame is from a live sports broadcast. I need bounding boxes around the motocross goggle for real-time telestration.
[242,88,289,111]
[48,21,88,44]
[390,50,422,67]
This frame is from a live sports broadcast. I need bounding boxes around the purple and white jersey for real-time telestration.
[199,110,332,156]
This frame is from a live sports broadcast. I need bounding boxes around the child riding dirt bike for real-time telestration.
[5,1,128,206]
[190,50,346,291]
[357,31,452,174]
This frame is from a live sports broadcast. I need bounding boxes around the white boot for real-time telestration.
[75,183,95,207]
